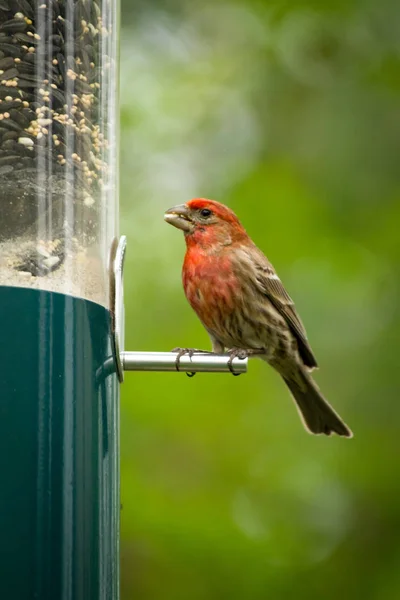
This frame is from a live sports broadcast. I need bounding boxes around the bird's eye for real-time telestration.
[200,208,212,218]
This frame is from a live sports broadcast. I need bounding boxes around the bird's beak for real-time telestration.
[164,204,193,233]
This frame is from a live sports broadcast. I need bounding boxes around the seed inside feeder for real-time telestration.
[0,0,115,306]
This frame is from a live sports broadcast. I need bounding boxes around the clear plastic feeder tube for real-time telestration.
[0,0,118,307]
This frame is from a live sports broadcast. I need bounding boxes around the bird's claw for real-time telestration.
[172,347,195,377]
[172,347,195,363]
[227,348,248,376]
[171,347,212,377]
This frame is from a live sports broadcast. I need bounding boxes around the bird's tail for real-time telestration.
[282,369,352,438]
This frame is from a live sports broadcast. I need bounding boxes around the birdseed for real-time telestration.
[0,0,115,306]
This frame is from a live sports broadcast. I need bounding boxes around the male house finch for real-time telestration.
[164,198,352,438]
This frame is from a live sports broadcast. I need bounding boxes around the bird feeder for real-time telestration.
[0,1,247,598]
[0,1,120,598]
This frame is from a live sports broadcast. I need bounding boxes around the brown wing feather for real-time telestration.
[255,263,318,369]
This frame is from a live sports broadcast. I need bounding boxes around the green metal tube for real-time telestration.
[0,287,119,599]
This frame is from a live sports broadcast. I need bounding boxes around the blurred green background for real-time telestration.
[119,0,400,598]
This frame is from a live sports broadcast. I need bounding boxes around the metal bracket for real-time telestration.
[110,236,248,380]
[110,235,127,382]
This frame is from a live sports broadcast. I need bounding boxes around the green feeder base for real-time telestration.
[0,287,119,600]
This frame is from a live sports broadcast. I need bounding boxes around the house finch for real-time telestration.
[164,198,352,438]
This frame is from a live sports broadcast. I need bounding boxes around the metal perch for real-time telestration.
[121,351,248,375]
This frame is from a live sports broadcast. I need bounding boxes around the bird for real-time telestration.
[164,198,352,438]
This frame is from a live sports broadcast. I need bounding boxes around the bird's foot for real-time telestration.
[171,347,213,377]
[227,348,249,376]
[227,348,263,376]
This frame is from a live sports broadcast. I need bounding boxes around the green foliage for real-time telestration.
[120,0,400,598]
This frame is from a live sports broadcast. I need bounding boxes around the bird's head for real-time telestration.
[164,198,247,247]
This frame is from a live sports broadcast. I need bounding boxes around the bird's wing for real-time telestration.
[254,261,318,369]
